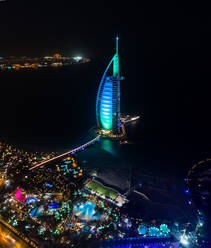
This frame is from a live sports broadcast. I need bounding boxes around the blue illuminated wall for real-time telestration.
[100,78,113,130]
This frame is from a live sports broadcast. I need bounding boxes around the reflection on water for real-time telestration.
[100,139,117,157]
[0,222,29,248]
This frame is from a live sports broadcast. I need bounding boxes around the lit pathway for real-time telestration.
[29,135,101,171]
[0,219,38,248]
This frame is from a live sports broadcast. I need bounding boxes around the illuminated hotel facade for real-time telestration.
[96,37,123,135]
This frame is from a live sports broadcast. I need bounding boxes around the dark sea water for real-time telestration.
[1,58,211,182]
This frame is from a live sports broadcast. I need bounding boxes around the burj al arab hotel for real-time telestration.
[96,37,124,137]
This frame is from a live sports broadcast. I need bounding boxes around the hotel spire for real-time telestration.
[113,36,120,79]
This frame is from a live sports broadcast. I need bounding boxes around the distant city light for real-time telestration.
[44,56,53,59]
[73,56,83,62]
[0,54,90,71]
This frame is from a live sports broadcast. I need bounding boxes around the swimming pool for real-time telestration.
[73,200,102,221]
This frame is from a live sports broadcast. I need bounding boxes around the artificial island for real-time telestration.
[0,54,90,70]
[0,38,208,248]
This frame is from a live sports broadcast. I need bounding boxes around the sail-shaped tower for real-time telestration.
[96,37,123,135]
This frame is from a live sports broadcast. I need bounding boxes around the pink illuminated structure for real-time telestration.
[16,188,27,202]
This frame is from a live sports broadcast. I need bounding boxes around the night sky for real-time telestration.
[0,0,137,58]
[1,0,211,154]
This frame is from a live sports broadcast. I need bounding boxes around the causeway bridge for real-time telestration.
[29,135,101,171]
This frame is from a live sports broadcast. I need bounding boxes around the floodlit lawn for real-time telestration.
[86,180,118,200]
